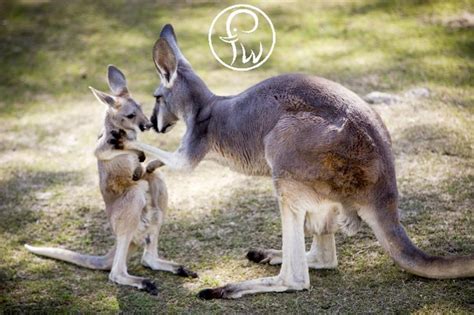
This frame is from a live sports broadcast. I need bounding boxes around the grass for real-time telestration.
[0,0,473,313]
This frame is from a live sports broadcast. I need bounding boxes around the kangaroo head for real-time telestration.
[150,24,212,133]
[90,65,152,134]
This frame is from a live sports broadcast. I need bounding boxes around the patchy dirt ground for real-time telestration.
[0,0,473,313]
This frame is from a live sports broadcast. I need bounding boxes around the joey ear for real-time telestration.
[152,37,177,87]
[107,65,128,96]
[89,87,119,109]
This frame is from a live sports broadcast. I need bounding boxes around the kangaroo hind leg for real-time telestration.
[304,201,340,269]
[247,200,340,269]
[139,172,197,278]
[108,184,158,295]
[199,180,310,299]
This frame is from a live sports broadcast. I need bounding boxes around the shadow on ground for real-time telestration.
[0,169,83,234]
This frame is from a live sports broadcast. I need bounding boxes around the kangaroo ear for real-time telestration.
[107,65,129,96]
[89,86,119,109]
[152,37,177,87]
[160,24,178,43]
[160,24,186,60]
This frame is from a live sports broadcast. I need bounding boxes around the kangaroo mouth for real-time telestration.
[160,123,175,133]
[150,113,159,132]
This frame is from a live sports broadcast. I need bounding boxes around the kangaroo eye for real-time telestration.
[126,113,136,119]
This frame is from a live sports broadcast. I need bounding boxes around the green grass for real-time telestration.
[0,0,473,313]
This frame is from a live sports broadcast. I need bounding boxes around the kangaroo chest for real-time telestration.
[205,100,282,177]
[97,154,140,198]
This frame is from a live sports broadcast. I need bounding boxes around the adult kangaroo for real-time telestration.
[120,24,474,299]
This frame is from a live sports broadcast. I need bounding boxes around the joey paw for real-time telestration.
[132,166,143,181]
[137,151,146,162]
[146,159,164,173]
[108,129,127,150]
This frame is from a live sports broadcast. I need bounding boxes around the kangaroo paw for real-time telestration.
[246,249,267,263]
[109,129,127,150]
[176,266,198,278]
[146,159,164,173]
[141,279,158,295]
[132,166,143,181]
[137,151,146,162]
[198,287,226,300]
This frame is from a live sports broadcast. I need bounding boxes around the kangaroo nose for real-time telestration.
[145,122,153,130]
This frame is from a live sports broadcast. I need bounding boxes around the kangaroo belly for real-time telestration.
[305,200,341,235]
[98,153,141,197]
[206,147,271,176]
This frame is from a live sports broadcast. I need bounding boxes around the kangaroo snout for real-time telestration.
[140,122,153,131]
[159,123,173,133]
[150,111,159,132]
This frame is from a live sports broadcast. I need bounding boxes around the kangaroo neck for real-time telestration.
[103,113,137,141]
[179,67,217,127]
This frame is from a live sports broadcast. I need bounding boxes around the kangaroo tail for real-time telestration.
[24,244,115,271]
[360,205,474,279]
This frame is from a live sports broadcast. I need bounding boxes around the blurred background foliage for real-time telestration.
[0,0,472,113]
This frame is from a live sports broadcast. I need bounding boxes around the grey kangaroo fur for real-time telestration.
[116,24,474,299]
[25,65,196,295]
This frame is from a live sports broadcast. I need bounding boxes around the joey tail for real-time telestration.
[25,244,115,271]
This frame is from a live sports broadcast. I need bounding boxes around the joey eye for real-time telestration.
[126,113,136,119]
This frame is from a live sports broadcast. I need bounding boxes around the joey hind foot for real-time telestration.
[141,256,198,278]
[176,266,198,278]
[108,273,158,295]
